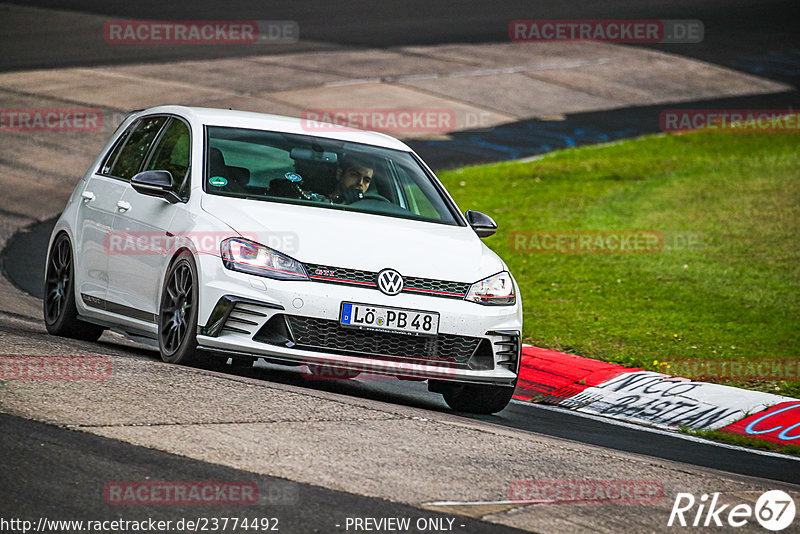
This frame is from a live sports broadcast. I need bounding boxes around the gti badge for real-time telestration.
[377,269,404,296]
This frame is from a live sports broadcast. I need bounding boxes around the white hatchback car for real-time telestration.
[44,106,522,414]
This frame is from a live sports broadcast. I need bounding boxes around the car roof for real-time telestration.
[133,105,413,152]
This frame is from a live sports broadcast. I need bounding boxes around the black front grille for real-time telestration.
[404,276,470,297]
[303,263,470,299]
[272,315,481,366]
[305,263,376,286]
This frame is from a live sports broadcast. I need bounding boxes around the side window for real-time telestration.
[144,118,191,191]
[109,116,168,180]
[100,126,133,176]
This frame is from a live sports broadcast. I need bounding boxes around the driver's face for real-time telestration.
[338,164,373,194]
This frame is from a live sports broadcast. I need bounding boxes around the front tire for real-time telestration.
[158,251,200,365]
[43,233,104,341]
[440,382,516,414]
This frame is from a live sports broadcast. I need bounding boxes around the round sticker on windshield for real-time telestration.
[284,172,302,182]
[209,176,228,187]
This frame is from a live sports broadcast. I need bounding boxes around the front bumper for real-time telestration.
[195,254,522,386]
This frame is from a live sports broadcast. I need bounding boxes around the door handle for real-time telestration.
[81,191,95,202]
[116,200,131,212]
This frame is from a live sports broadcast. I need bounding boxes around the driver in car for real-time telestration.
[328,155,375,204]
[271,154,382,205]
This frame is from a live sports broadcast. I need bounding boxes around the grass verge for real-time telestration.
[439,129,799,398]
[678,426,800,456]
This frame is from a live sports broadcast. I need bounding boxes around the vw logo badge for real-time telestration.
[377,269,404,296]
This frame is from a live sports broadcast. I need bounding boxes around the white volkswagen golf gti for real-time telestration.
[44,106,522,413]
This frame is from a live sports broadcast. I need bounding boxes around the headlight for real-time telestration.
[220,238,308,281]
[466,271,516,305]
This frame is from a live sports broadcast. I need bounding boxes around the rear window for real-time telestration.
[203,126,460,226]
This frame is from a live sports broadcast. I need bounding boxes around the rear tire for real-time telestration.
[158,251,199,365]
[440,382,516,414]
[43,233,104,341]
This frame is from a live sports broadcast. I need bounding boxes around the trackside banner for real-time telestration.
[720,401,800,445]
[517,347,795,445]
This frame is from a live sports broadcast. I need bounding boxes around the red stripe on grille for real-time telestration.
[404,287,465,297]
[309,275,376,286]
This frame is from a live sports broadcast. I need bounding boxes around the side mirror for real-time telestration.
[131,170,181,204]
[465,210,498,238]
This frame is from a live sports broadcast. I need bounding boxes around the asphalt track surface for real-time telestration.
[2,0,800,530]
[218,364,800,485]
[1,414,530,533]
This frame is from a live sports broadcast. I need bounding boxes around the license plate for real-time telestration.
[340,302,439,336]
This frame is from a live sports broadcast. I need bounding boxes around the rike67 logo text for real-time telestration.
[669,490,795,531]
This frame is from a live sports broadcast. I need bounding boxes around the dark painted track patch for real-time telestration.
[0,414,530,533]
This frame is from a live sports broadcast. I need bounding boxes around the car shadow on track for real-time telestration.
[95,332,452,414]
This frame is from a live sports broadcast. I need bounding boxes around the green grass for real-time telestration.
[439,130,799,397]
[678,426,800,456]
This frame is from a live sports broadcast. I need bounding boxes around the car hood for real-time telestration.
[200,194,504,283]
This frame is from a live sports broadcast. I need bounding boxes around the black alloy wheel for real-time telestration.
[43,233,104,341]
[158,252,199,364]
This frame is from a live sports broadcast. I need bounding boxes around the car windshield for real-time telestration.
[204,126,460,225]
